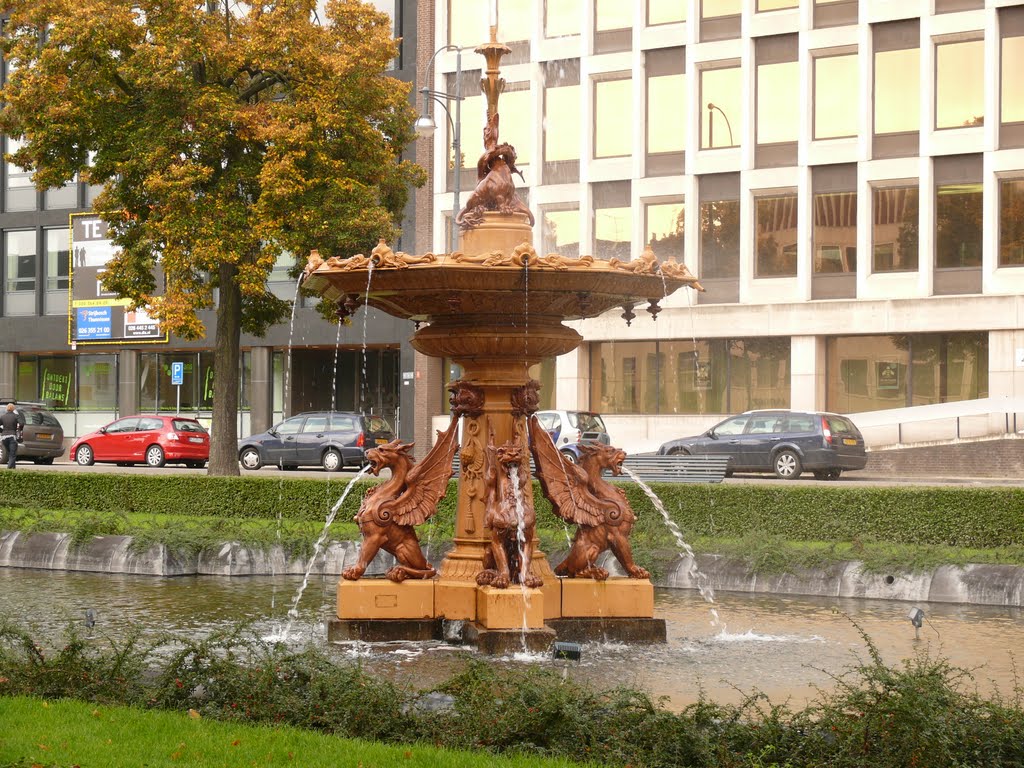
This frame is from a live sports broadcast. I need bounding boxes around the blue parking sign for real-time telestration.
[171,361,184,386]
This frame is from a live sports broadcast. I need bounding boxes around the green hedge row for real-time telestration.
[1,471,1022,549]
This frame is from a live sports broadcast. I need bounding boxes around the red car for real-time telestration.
[70,414,210,468]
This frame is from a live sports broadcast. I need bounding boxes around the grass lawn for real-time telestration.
[0,695,588,768]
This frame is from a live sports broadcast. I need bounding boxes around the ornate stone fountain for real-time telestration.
[302,31,703,653]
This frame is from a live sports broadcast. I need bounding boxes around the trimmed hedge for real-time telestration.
[1,471,1022,549]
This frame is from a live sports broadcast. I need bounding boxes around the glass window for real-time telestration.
[544,84,581,162]
[872,186,919,272]
[594,78,633,158]
[700,199,740,278]
[106,417,140,433]
[596,0,631,31]
[701,66,741,148]
[936,182,982,268]
[999,179,1024,267]
[277,415,304,435]
[302,415,329,432]
[137,417,164,432]
[16,357,38,401]
[728,338,791,412]
[755,193,798,277]
[1002,36,1024,124]
[501,88,533,166]
[936,40,984,129]
[269,250,295,283]
[5,136,36,213]
[703,0,740,18]
[45,227,70,291]
[453,89,485,172]
[648,73,686,154]
[499,0,531,42]
[646,200,684,261]
[874,48,920,134]
[78,354,117,410]
[546,0,581,38]
[5,230,36,292]
[541,206,580,258]
[757,61,799,144]
[813,192,857,273]
[814,54,858,139]
[38,355,76,409]
[594,205,631,260]
[757,0,798,9]
[648,0,684,25]
[450,0,529,45]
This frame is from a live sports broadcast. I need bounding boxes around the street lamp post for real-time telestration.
[415,46,464,254]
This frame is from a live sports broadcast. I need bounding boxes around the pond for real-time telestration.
[2,568,1021,710]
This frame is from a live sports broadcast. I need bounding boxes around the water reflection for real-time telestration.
[2,569,1020,710]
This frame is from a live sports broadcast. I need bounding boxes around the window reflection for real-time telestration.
[546,0,582,38]
[872,186,919,272]
[450,0,529,45]
[757,0,798,11]
[45,228,70,291]
[646,201,684,261]
[700,198,740,278]
[936,183,982,268]
[541,206,581,258]
[5,230,36,292]
[757,61,799,144]
[648,74,686,153]
[936,40,984,129]
[596,0,631,31]
[874,48,920,134]
[703,0,741,18]
[501,89,533,165]
[648,0,685,25]
[544,84,581,162]
[999,179,1024,267]
[1002,36,1024,123]
[594,78,633,158]
[594,205,631,260]
[814,54,858,139]
[701,66,741,148]
[755,194,798,277]
[813,192,857,273]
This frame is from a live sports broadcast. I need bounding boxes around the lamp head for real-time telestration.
[414,114,437,138]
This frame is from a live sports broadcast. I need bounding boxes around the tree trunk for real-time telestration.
[208,261,242,476]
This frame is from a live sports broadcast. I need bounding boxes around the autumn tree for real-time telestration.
[0,0,424,475]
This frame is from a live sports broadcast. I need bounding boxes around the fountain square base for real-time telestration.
[462,622,556,655]
[559,578,655,618]
[546,617,667,644]
[434,579,478,621]
[336,578,433,620]
[476,585,545,629]
[327,618,441,643]
[540,577,562,620]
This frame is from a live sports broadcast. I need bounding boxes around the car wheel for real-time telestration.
[667,447,690,456]
[322,448,343,472]
[773,449,802,480]
[145,445,166,468]
[239,447,263,470]
[559,449,578,465]
[75,445,95,466]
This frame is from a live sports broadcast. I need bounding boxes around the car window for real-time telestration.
[172,419,206,433]
[746,416,780,435]
[276,416,304,435]
[366,416,392,433]
[137,417,164,431]
[537,413,559,431]
[827,415,855,433]
[330,415,357,432]
[106,418,139,433]
[784,414,816,433]
[571,412,606,432]
[714,416,749,436]
[302,415,329,433]
[38,412,61,428]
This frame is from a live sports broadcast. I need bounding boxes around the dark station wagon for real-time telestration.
[238,411,395,471]
[0,400,66,465]
[657,409,868,480]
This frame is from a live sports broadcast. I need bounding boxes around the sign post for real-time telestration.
[171,362,184,415]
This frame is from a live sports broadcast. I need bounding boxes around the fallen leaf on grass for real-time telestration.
[188,708,201,719]
[231,739,241,747]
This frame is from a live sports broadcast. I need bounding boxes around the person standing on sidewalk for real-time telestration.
[1,403,25,469]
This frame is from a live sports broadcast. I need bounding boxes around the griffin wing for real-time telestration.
[528,416,605,527]
[381,418,460,527]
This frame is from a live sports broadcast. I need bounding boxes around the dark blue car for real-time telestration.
[238,411,395,471]
[657,409,867,480]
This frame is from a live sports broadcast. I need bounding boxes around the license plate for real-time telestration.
[843,438,857,445]
[189,437,204,444]
[375,438,388,445]
[37,433,51,440]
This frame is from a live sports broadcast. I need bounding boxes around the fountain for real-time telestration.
[301,30,703,654]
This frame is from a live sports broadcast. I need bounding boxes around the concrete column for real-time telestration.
[118,349,138,417]
[790,335,826,410]
[0,351,16,400]
[250,345,274,435]
[987,330,1024,400]
[412,350,443,459]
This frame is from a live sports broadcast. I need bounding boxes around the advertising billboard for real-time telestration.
[68,213,168,345]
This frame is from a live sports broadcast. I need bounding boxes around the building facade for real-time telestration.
[419,0,1024,452]
[0,0,422,444]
